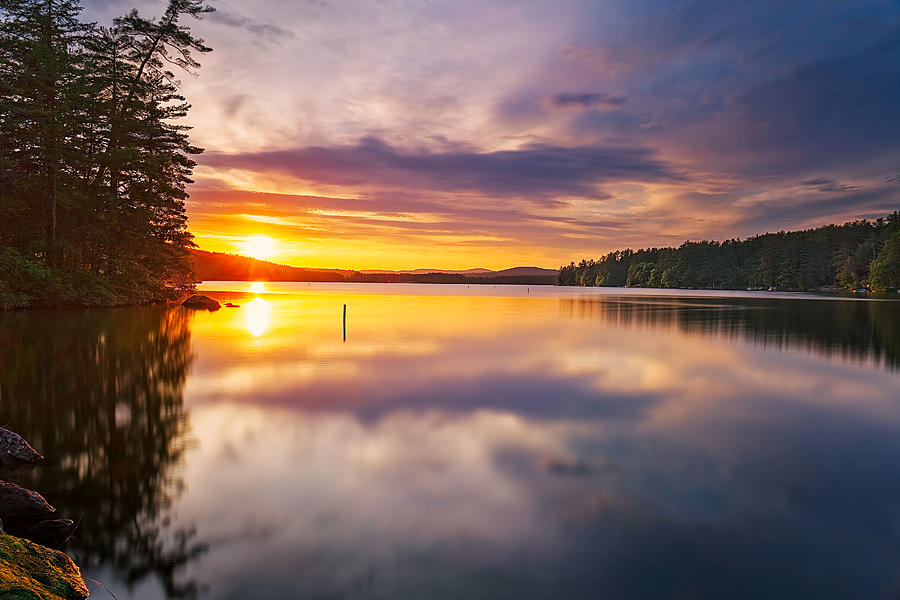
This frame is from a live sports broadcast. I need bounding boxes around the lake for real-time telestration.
[1,282,899,599]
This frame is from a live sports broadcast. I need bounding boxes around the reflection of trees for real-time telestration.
[0,306,206,598]
[869,301,900,369]
[560,297,899,369]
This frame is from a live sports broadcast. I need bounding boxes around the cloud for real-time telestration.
[548,2,900,177]
[800,178,860,193]
[207,10,295,41]
[706,28,900,175]
[80,0,900,266]
[731,186,900,233]
[550,92,626,109]
[201,136,681,200]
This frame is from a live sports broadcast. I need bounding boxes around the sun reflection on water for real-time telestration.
[244,297,272,337]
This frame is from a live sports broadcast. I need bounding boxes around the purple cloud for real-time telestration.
[201,136,682,201]
[550,92,626,109]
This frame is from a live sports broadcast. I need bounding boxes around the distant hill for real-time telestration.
[360,268,492,275]
[468,267,557,278]
[357,267,556,276]
[190,249,557,285]
[190,250,352,282]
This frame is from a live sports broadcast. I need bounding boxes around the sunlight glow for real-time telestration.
[249,281,266,294]
[240,234,277,261]
[244,297,272,337]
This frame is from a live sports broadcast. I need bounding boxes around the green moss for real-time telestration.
[0,535,88,599]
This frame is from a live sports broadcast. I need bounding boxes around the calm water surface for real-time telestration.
[1,283,899,599]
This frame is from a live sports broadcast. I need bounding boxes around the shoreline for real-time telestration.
[2,281,897,312]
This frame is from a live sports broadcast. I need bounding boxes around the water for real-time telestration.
[1,282,899,599]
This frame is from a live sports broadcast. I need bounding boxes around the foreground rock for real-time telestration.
[0,481,55,519]
[0,427,43,465]
[27,520,76,548]
[181,294,221,310]
[0,534,89,599]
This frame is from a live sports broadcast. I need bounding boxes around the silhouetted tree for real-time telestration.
[870,231,900,292]
[0,0,213,308]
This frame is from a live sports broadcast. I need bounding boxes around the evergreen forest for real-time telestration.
[0,0,212,308]
[559,213,900,293]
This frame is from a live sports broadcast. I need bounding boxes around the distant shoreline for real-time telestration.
[195,281,898,301]
[194,274,558,286]
[3,281,897,312]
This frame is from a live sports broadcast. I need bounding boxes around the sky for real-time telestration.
[82,0,900,270]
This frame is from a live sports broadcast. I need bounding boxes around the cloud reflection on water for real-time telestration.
[170,286,900,599]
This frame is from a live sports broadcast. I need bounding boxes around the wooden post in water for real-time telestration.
[343,304,347,342]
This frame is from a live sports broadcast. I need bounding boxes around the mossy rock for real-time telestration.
[0,534,88,599]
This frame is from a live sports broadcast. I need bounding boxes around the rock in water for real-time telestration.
[0,534,89,599]
[182,294,221,310]
[0,427,43,464]
[0,481,55,519]
[27,519,76,548]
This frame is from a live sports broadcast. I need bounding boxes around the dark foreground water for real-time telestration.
[1,283,899,599]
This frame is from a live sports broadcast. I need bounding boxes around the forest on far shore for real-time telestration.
[558,212,900,293]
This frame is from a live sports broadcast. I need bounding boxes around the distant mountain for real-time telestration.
[468,267,558,278]
[358,267,557,277]
[360,268,493,275]
[190,250,557,285]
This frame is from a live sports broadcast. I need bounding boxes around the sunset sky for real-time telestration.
[83,0,900,270]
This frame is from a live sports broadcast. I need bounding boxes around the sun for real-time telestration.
[240,234,276,261]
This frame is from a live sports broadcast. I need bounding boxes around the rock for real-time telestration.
[27,519,76,548]
[0,427,43,464]
[0,462,38,478]
[224,302,240,308]
[181,294,221,310]
[0,481,55,519]
[0,534,89,599]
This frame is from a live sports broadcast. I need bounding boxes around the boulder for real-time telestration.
[181,294,221,310]
[0,481,55,519]
[27,519,76,548]
[0,427,44,465]
[0,534,89,599]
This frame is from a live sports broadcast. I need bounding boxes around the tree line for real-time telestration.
[559,212,900,292]
[0,0,213,309]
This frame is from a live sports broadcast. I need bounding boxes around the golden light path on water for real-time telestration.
[244,298,272,337]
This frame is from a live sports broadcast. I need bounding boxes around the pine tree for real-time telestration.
[89,0,212,298]
[0,0,89,256]
[870,231,900,292]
